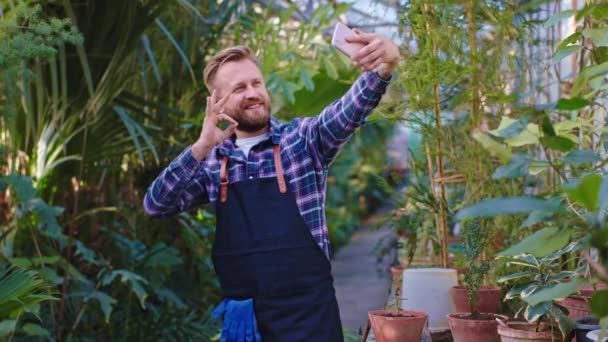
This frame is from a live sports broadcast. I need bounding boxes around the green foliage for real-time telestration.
[460,219,491,313]
[497,243,584,338]
[0,265,57,338]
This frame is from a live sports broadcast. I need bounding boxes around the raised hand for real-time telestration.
[191,90,238,160]
[345,28,400,79]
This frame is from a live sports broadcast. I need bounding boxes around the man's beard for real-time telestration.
[227,100,271,133]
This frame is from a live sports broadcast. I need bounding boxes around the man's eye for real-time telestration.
[234,86,244,92]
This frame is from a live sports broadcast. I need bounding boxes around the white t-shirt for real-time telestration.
[236,133,270,156]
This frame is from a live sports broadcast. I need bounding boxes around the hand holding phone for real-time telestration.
[331,22,365,58]
[333,24,400,78]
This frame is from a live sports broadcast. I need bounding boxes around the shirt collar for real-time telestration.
[217,116,281,157]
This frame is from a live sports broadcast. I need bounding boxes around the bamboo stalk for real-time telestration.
[423,2,449,268]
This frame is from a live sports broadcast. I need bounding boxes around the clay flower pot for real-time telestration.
[558,295,591,319]
[497,321,563,342]
[447,313,507,342]
[368,310,427,342]
[450,285,502,313]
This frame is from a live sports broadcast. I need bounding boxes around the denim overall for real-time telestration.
[212,145,343,341]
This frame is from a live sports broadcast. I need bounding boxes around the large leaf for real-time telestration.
[492,117,529,138]
[21,323,49,336]
[540,136,576,152]
[498,227,572,258]
[86,290,117,323]
[523,279,583,306]
[455,197,561,220]
[471,131,512,163]
[590,290,608,317]
[492,153,532,179]
[102,270,148,309]
[562,150,601,166]
[504,122,540,147]
[2,175,36,204]
[599,175,608,226]
[524,301,552,322]
[543,9,576,28]
[497,272,534,283]
[552,45,582,65]
[582,28,608,47]
[563,174,602,212]
[0,320,17,338]
[556,97,590,110]
[285,72,351,116]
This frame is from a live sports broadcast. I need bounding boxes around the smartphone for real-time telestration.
[331,22,365,58]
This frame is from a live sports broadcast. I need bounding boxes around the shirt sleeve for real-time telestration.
[143,146,211,217]
[297,71,391,168]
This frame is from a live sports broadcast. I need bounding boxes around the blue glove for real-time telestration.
[212,298,262,342]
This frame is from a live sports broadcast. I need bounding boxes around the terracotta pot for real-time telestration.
[450,285,502,313]
[390,265,404,293]
[448,313,507,342]
[559,295,591,319]
[497,322,563,342]
[368,310,428,342]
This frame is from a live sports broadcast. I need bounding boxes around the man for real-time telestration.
[144,28,399,341]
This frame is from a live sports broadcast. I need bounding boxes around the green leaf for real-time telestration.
[558,32,583,50]
[540,136,576,152]
[154,19,196,83]
[521,284,540,298]
[0,320,16,337]
[2,175,36,204]
[597,47,608,63]
[598,175,608,225]
[86,291,117,323]
[523,279,583,306]
[496,117,529,138]
[39,267,63,285]
[563,173,602,212]
[21,323,49,336]
[521,210,554,227]
[541,116,557,137]
[497,272,534,283]
[556,97,590,110]
[492,154,532,179]
[590,290,608,317]
[499,227,572,258]
[471,131,512,163]
[554,306,575,338]
[562,150,601,166]
[544,9,576,28]
[323,58,338,80]
[505,123,540,147]
[582,28,608,46]
[524,301,552,322]
[456,197,561,220]
[298,69,314,92]
[505,283,530,300]
[552,45,582,65]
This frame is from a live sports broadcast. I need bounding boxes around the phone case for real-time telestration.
[331,23,365,58]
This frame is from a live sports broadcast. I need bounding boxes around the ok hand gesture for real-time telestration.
[191,90,238,161]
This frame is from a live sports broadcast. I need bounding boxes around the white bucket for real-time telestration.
[400,268,457,331]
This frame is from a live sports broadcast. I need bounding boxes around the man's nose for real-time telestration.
[245,86,261,99]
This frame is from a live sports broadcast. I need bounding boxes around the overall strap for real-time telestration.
[273,145,287,194]
[219,145,287,203]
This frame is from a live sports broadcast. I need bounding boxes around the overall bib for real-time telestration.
[212,145,343,341]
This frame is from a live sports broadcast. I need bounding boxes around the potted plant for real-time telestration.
[496,245,579,341]
[447,219,506,342]
[367,278,428,342]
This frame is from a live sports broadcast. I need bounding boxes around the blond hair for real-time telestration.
[203,46,260,90]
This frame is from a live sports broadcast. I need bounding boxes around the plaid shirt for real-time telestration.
[143,71,391,258]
